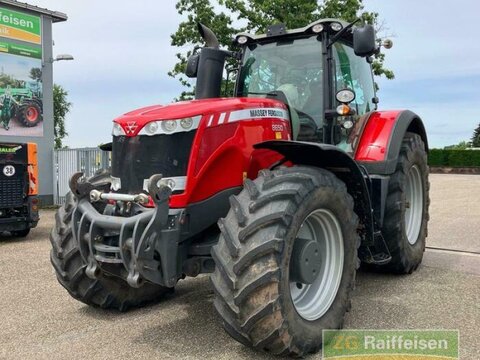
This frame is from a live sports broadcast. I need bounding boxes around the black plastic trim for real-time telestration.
[184,186,242,239]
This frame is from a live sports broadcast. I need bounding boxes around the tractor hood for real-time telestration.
[113,97,287,137]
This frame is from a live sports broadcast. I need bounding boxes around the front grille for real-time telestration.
[0,177,25,208]
[112,132,196,193]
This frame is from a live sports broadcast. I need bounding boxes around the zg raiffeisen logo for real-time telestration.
[323,330,459,359]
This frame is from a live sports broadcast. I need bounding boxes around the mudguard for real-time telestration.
[355,110,428,175]
[254,140,375,245]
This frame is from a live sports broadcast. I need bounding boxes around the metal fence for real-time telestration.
[53,148,110,205]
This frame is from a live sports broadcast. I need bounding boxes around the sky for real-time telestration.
[0,52,40,81]
[28,0,480,148]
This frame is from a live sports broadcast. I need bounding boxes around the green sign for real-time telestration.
[0,40,41,59]
[323,330,459,359]
[0,145,22,153]
[0,7,41,44]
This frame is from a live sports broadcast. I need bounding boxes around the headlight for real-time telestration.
[145,121,159,134]
[112,123,125,136]
[137,115,202,136]
[330,22,343,31]
[180,117,193,129]
[336,89,356,104]
[343,119,354,129]
[312,24,324,34]
[237,36,248,45]
[162,120,177,132]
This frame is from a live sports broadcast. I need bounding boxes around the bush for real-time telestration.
[428,149,480,167]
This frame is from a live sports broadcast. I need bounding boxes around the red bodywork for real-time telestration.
[114,98,405,209]
[114,98,291,208]
[354,110,402,162]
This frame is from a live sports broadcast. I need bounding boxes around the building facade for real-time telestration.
[0,0,67,204]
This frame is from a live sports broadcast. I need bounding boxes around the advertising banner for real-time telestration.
[0,7,43,137]
[0,7,41,44]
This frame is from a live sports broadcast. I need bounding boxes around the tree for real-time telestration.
[472,123,480,147]
[444,141,470,150]
[53,84,72,149]
[29,67,42,82]
[170,0,394,99]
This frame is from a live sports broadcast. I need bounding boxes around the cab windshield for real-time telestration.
[236,36,324,126]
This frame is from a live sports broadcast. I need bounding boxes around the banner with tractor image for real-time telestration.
[0,7,43,137]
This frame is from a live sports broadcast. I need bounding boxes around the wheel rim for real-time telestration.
[405,165,423,245]
[289,209,344,321]
[26,106,38,122]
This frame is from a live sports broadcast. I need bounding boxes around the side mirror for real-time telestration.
[353,24,377,57]
[185,54,199,78]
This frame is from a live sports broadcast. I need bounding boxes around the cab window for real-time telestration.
[333,43,376,115]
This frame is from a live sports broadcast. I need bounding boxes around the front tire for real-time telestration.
[382,132,430,273]
[50,171,172,311]
[211,166,360,356]
[12,228,30,237]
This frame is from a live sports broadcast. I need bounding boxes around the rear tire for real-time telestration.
[382,132,429,273]
[211,166,360,356]
[50,171,172,311]
[18,102,42,127]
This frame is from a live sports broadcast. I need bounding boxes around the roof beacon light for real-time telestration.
[312,24,324,34]
[330,22,343,31]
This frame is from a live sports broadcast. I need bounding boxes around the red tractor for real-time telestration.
[50,19,429,356]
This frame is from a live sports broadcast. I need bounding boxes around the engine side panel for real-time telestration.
[169,102,292,208]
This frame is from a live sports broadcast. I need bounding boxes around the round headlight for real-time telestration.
[112,123,124,136]
[237,36,248,45]
[330,22,343,32]
[312,24,324,34]
[145,121,159,134]
[162,120,177,132]
[343,120,354,129]
[180,117,193,129]
[336,89,356,104]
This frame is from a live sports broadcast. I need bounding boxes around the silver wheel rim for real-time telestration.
[405,165,423,245]
[289,209,344,321]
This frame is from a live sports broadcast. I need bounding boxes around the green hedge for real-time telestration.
[428,149,480,167]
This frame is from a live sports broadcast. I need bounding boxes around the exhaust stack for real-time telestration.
[188,23,227,100]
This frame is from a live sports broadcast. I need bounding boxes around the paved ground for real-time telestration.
[0,174,479,359]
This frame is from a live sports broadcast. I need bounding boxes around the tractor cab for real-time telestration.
[188,19,380,151]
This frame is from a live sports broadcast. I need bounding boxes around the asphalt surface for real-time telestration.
[0,174,479,359]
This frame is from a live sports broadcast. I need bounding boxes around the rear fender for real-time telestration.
[355,110,428,175]
[254,140,375,245]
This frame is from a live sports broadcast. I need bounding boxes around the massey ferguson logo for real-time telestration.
[125,121,138,135]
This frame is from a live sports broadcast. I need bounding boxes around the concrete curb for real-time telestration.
[430,166,480,174]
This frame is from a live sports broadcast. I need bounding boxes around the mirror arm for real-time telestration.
[327,18,360,48]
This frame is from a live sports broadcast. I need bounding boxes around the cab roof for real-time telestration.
[234,18,352,45]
